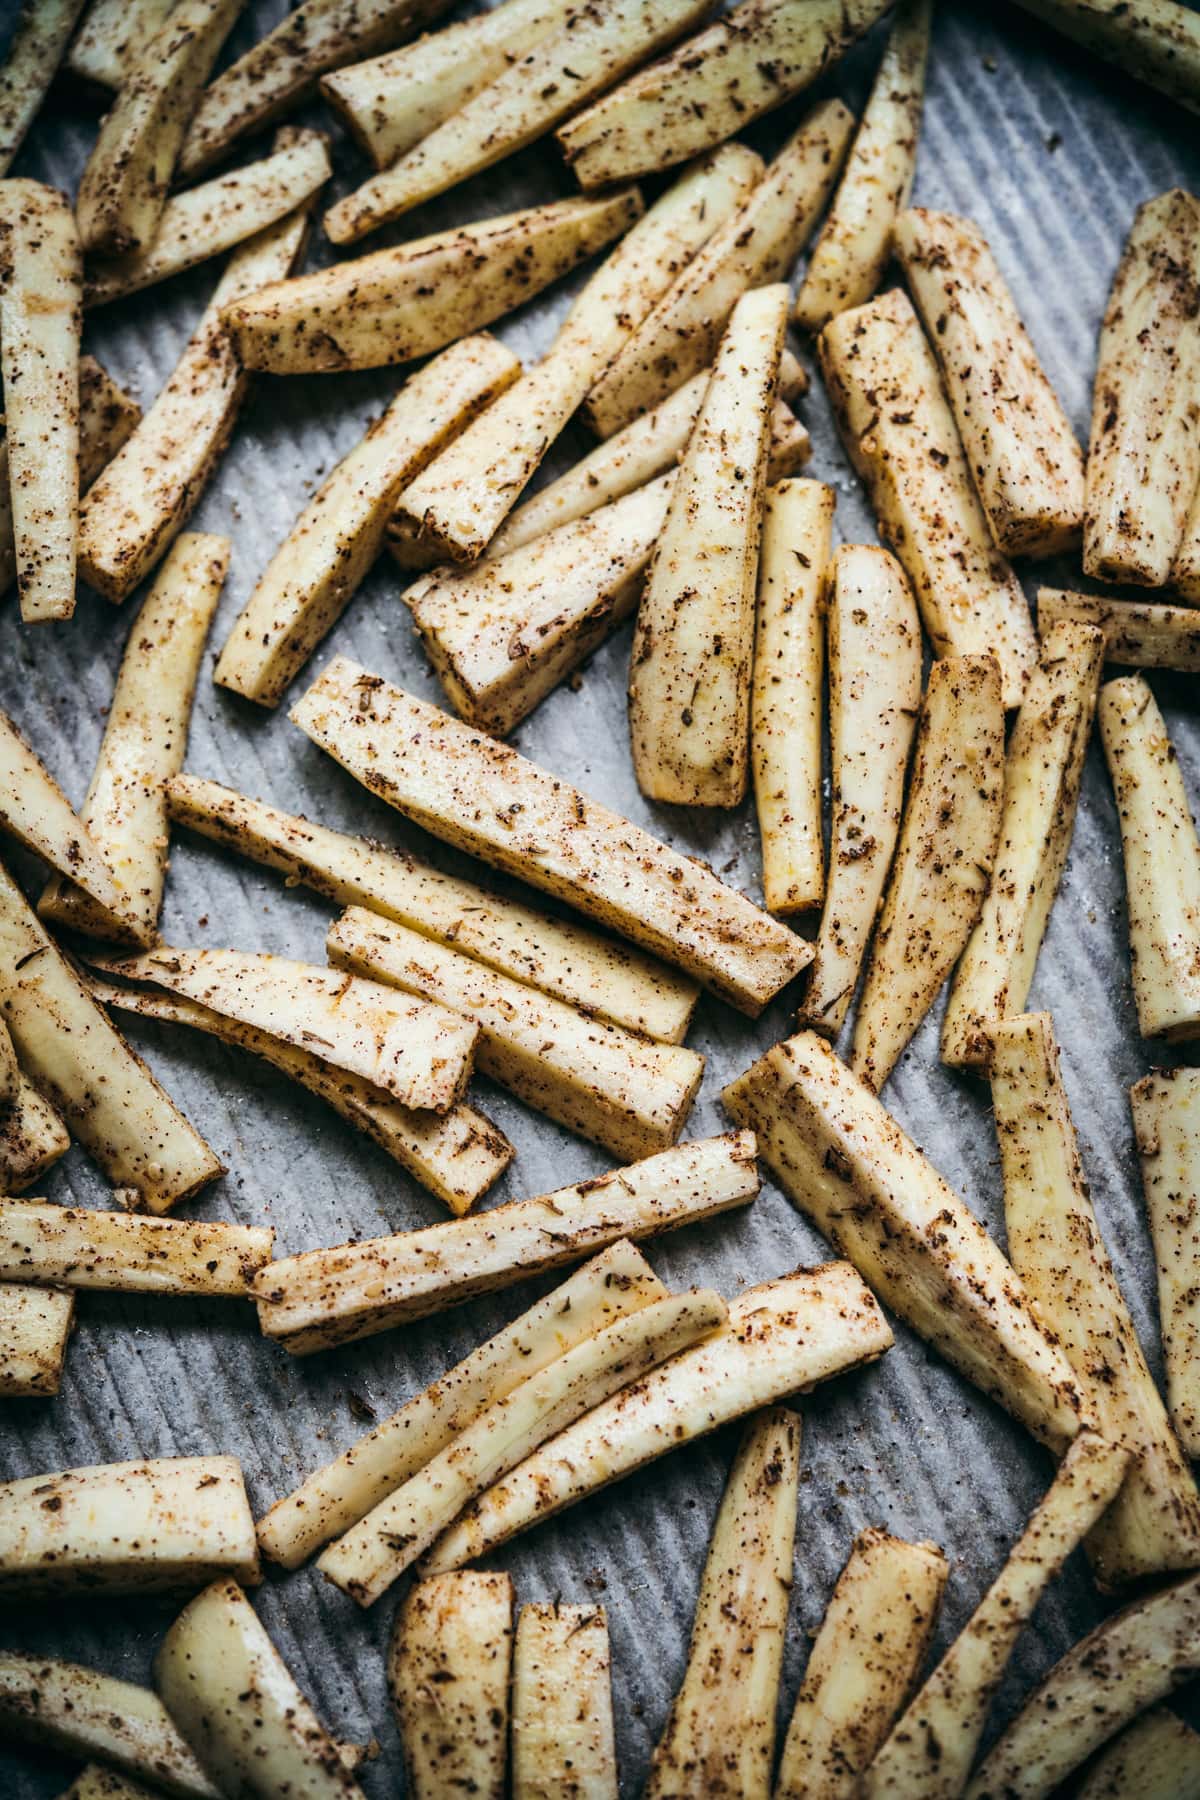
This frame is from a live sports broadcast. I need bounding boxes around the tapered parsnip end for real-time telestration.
[0,1205,273,1296]
[1038,584,1200,672]
[78,355,142,486]
[1077,1706,1200,1800]
[0,0,88,179]
[1132,1066,1200,1460]
[390,1572,513,1799]
[0,1075,70,1193]
[0,1282,74,1396]
[0,710,128,920]
[512,1603,618,1800]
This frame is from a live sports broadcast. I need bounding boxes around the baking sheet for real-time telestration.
[2,1,1199,1791]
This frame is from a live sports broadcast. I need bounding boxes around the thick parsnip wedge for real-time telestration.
[512,1603,617,1800]
[214,336,519,707]
[820,288,1036,708]
[895,208,1085,557]
[0,1283,73,1396]
[0,1457,259,1596]
[1085,189,1200,586]
[1013,0,1200,113]
[1099,675,1200,1040]
[776,1527,947,1800]
[793,0,930,333]
[0,1076,69,1194]
[0,1204,272,1296]
[39,532,226,945]
[0,712,126,917]
[0,0,86,177]
[423,1262,892,1571]
[1077,1708,1200,1800]
[1132,1067,1200,1458]
[1038,585,1200,672]
[558,0,887,187]
[723,1032,1084,1449]
[941,620,1105,1066]
[390,1572,512,1800]
[645,1407,799,1798]
[292,660,810,1013]
[992,1010,1200,1586]
[851,655,1005,1090]
[801,545,921,1035]
[254,1132,758,1353]
[66,0,176,89]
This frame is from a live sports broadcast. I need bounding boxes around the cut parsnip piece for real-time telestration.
[645,1407,799,1798]
[0,1076,69,1194]
[253,1132,758,1354]
[0,1283,73,1396]
[941,620,1105,1066]
[166,773,698,1044]
[0,1204,272,1296]
[1099,675,1200,1040]
[0,1457,259,1597]
[1085,189,1200,586]
[214,336,519,707]
[58,1769,167,1800]
[820,288,1036,708]
[629,284,788,808]
[558,0,888,187]
[851,655,1005,1090]
[512,1603,617,1800]
[723,1031,1084,1449]
[39,532,226,945]
[1173,483,1200,598]
[224,190,636,376]
[776,1527,947,1800]
[0,712,127,918]
[390,1572,513,1800]
[801,545,921,1035]
[0,1018,17,1109]
[895,208,1084,557]
[0,0,86,177]
[1038,585,1200,672]
[1077,1708,1200,1800]
[793,0,930,333]
[1132,1067,1200,1458]
[66,0,176,89]
[1014,0,1200,113]
[423,1262,891,1572]
[292,660,810,1013]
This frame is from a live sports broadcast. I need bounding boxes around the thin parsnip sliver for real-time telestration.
[1132,1066,1200,1458]
[0,711,128,919]
[0,0,86,178]
[0,1204,272,1297]
[390,1572,512,1800]
[1012,0,1200,113]
[0,1076,69,1195]
[0,1283,74,1397]
[1038,585,1200,671]
[512,1603,617,1800]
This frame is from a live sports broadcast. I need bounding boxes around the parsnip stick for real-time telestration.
[1038,585,1200,672]
[1013,0,1200,116]
[253,1132,759,1354]
[0,1075,70,1194]
[1132,1066,1200,1458]
[0,0,86,177]
[0,1017,17,1109]
[723,1031,1084,1449]
[512,1603,617,1800]
[941,620,1105,1067]
[0,1283,73,1397]
[801,545,921,1035]
[1077,1708,1200,1800]
[67,0,177,91]
[0,1204,272,1296]
[645,1407,799,1798]
[820,288,1036,708]
[165,773,699,1043]
[0,712,127,918]
[390,1572,512,1800]
[793,0,930,333]
[58,1768,166,1800]
[776,1527,947,1800]
[291,660,811,1013]
[851,655,1005,1091]
[0,1456,259,1596]
[1099,675,1200,1040]
[558,0,888,188]
[1172,482,1200,598]
[422,1262,892,1572]
[214,336,520,707]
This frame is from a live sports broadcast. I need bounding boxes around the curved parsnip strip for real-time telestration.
[0,0,86,177]
[291,660,811,1013]
[1099,675,1200,1040]
[820,288,1036,708]
[0,1075,69,1193]
[776,1527,947,1800]
[0,1204,272,1296]
[723,1032,1084,1449]
[0,712,127,917]
[1132,1067,1200,1459]
[1038,585,1200,672]
[1077,1708,1200,1800]
[941,620,1105,1067]
[851,655,1005,1091]
[1012,0,1200,112]
[0,1283,73,1396]
[390,1572,512,1800]
[512,1603,617,1800]
[802,545,921,1034]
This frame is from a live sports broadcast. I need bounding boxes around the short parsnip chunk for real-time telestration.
[512,1603,618,1800]
[0,1076,70,1194]
[0,1204,272,1297]
[0,1283,73,1397]
[1038,585,1200,672]
[390,1572,512,1800]
[1132,1066,1200,1459]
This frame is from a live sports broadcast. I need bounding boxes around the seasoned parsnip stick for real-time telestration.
[0,1018,17,1109]
[214,336,519,707]
[776,1528,947,1800]
[390,1573,512,1800]
[1038,585,1200,672]
[0,1204,272,1297]
[423,1263,892,1572]
[1013,0,1200,113]
[66,0,176,89]
[0,1076,69,1194]
[291,660,810,1014]
[1132,1067,1200,1459]
[1085,189,1200,586]
[58,1768,165,1800]
[0,0,86,177]
[166,773,699,1043]
[1099,675,1200,1040]
[802,545,921,1035]
[941,621,1105,1066]
[793,0,930,333]
[851,656,1005,1090]
[820,288,1036,708]
[0,1283,73,1397]
[253,1133,758,1354]
[646,1408,799,1798]
[1172,483,1200,598]
[512,1603,617,1800]
[1077,1708,1200,1800]
[0,713,126,918]
[723,1032,1084,1449]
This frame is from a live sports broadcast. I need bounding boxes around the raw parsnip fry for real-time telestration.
[0,1283,73,1397]
[793,0,930,333]
[423,1262,892,1572]
[820,288,1036,708]
[512,1603,617,1800]
[1132,1067,1200,1458]
[214,336,520,707]
[253,1132,758,1354]
[558,0,888,187]
[1099,675,1200,1040]
[851,655,1005,1091]
[896,208,1085,557]
[0,1076,69,1194]
[645,1408,799,1798]
[0,711,127,918]
[67,0,177,91]
[801,545,921,1035]
[1013,0,1200,115]
[390,1572,512,1800]
[776,1527,947,1800]
[0,0,86,177]
[1038,585,1200,672]
[165,773,699,1043]
[291,660,810,1013]
[1077,1708,1200,1800]
[1085,189,1200,586]
[723,1032,1084,1449]
[0,1204,272,1296]
[941,621,1105,1066]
